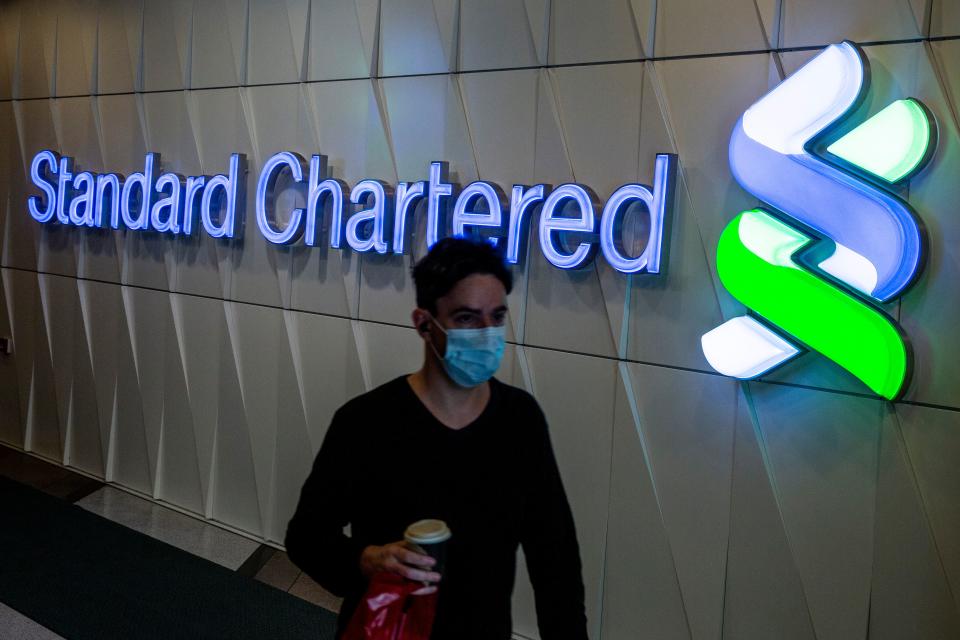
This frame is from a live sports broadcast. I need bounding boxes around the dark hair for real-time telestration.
[411,237,513,313]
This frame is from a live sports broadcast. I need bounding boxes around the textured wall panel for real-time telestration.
[157,299,205,514]
[246,0,310,85]
[0,4,19,100]
[517,347,615,640]
[521,67,630,359]
[93,94,144,285]
[191,0,248,88]
[781,0,924,47]
[459,0,546,71]
[96,0,141,94]
[240,84,315,309]
[6,269,62,460]
[55,0,98,97]
[304,79,398,324]
[30,101,83,279]
[931,0,960,36]
[900,41,960,407]
[379,0,455,76]
[600,365,692,640]
[52,97,118,282]
[455,69,539,345]
[654,0,769,57]
[622,363,738,640]
[722,385,817,640]
[548,0,651,65]
[123,286,170,496]
[896,403,960,616]
[229,302,284,537]
[14,2,56,99]
[37,274,76,465]
[211,300,264,534]
[869,409,960,639]
[0,101,30,271]
[40,273,104,477]
[307,0,377,80]
[76,279,118,474]
[141,0,193,92]
[173,89,238,300]
[271,310,366,543]
[749,383,885,640]
[0,271,23,446]
[189,90,256,305]
[168,294,226,515]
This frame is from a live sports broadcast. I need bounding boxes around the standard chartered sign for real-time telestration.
[27,149,677,275]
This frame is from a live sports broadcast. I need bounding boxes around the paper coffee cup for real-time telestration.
[404,519,451,582]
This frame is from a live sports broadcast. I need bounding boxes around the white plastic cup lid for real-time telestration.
[404,519,451,544]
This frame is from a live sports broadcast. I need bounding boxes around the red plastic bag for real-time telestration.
[341,572,439,640]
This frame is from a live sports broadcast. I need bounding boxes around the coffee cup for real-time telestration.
[404,519,451,583]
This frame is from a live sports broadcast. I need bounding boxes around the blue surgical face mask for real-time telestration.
[429,316,506,388]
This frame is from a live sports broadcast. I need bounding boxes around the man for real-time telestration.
[284,237,588,639]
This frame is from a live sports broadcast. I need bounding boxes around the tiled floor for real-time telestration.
[0,446,104,502]
[262,550,344,613]
[0,443,343,636]
[0,602,65,640]
[76,487,261,570]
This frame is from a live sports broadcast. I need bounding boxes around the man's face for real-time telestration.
[418,273,508,356]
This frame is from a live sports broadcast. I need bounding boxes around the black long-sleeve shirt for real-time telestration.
[284,375,588,639]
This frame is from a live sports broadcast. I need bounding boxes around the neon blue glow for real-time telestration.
[28,150,58,223]
[151,173,184,234]
[201,153,245,239]
[427,161,452,248]
[120,152,157,230]
[347,180,393,253]
[182,175,206,235]
[256,151,306,245]
[452,181,504,246]
[305,155,347,249]
[25,152,679,274]
[730,41,923,302]
[94,173,122,228]
[506,184,546,264]
[538,184,599,269]
[599,153,677,274]
[392,181,426,254]
[55,156,75,224]
[68,171,95,226]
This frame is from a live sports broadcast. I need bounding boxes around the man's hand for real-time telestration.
[360,542,441,595]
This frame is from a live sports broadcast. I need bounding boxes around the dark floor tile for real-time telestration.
[0,444,105,502]
[237,544,276,578]
[0,446,72,490]
[43,474,105,502]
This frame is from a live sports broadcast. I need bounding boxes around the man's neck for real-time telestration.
[407,356,491,430]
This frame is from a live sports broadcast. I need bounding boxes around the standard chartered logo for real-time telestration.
[701,41,936,400]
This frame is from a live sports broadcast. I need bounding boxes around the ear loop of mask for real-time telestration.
[424,314,446,362]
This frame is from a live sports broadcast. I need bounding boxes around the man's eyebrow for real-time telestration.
[449,305,509,314]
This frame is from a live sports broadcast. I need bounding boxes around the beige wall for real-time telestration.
[0,1,958,639]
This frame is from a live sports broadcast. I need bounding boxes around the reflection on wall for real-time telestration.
[0,1,957,639]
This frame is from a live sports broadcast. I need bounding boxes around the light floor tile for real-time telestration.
[0,602,65,640]
[288,572,343,613]
[255,549,302,592]
[76,486,260,570]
